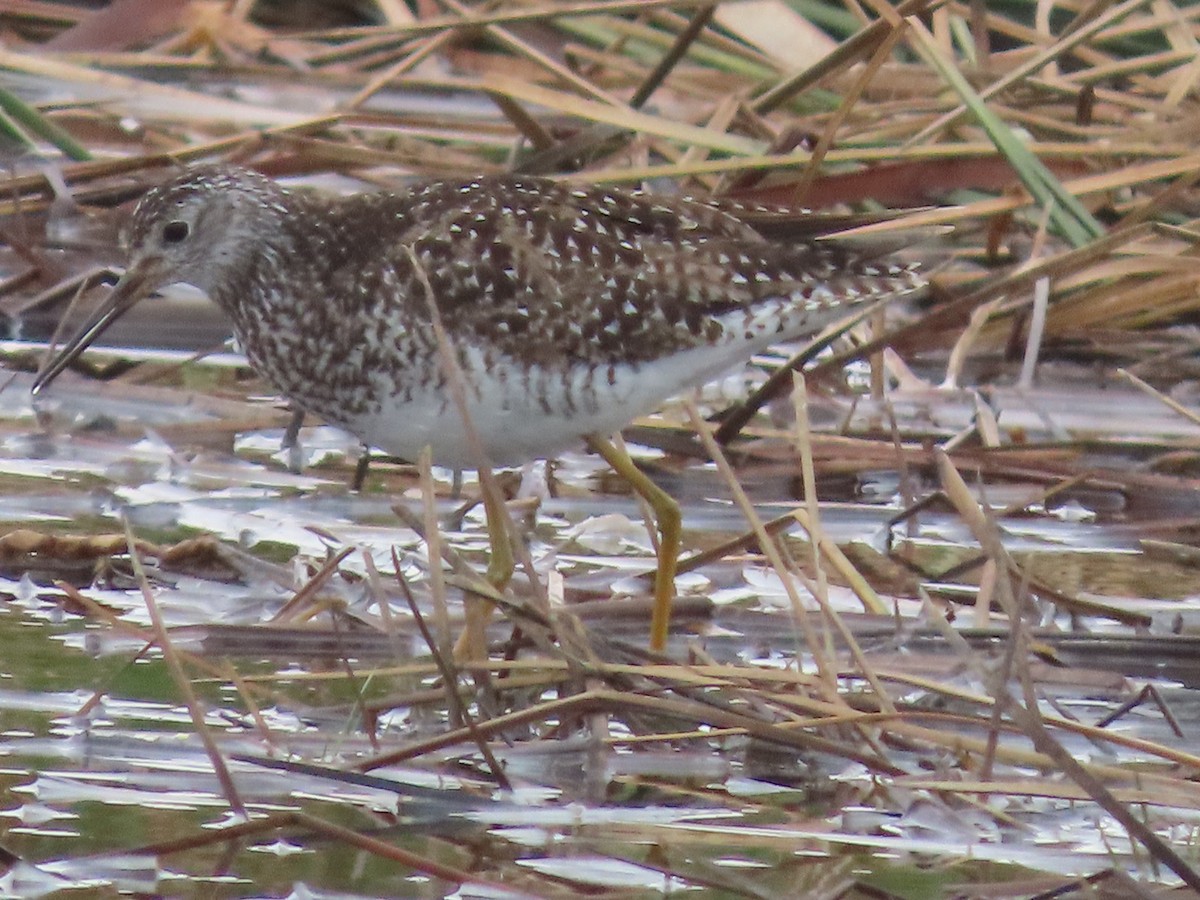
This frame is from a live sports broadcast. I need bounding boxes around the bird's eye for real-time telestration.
[162,220,190,244]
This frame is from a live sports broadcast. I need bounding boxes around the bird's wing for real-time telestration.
[340,177,921,370]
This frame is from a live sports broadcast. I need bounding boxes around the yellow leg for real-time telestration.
[585,434,680,652]
[454,486,514,661]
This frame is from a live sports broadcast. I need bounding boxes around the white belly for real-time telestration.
[338,341,763,468]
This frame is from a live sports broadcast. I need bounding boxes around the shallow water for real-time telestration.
[0,335,1199,895]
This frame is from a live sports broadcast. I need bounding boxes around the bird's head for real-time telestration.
[32,165,289,395]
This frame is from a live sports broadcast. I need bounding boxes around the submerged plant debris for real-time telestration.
[0,1,1199,897]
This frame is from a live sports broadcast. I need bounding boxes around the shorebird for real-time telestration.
[32,165,923,652]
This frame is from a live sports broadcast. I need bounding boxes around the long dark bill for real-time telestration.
[31,262,159,396]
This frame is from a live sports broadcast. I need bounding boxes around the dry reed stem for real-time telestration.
[121,517,247,818]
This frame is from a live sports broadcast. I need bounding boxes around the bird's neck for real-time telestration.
[204,192,392,398]
[206,192,348,328]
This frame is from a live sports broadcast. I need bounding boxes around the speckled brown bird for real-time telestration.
[32,164,924,650]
